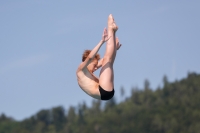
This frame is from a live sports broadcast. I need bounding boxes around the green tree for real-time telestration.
[120,86,125,101]
[1,72,200,133]
[67,106,76,124]
[51,106,66,131]
[35,109,51,125]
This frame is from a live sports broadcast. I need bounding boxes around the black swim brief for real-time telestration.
[99,85,114,100]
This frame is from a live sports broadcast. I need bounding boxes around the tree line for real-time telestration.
[0,72,200,133]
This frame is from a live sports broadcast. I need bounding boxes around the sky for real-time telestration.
[0,1,200,121]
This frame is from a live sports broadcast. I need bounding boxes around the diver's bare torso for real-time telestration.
[76,63,101,99]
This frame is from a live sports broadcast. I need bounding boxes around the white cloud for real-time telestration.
[0,54,49,74]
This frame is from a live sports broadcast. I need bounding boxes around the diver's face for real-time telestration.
[87,59,98,73]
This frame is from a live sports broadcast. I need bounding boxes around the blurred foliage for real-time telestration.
[1,72,200,133]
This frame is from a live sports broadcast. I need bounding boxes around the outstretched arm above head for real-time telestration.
[79,28,111,70]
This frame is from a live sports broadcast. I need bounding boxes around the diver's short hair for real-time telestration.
[82,50,100,62]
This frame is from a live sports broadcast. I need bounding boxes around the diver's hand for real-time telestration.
[102,28,111,43]
[116,37,122,50]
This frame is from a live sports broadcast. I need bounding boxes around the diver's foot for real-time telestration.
[108,14,118,32]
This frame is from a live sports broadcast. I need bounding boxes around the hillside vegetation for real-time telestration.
[1,72,200,133]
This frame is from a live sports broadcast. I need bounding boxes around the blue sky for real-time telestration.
[0,1,200,121]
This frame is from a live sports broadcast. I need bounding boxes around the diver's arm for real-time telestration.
[79,28,111,70]
[79,40,104,70]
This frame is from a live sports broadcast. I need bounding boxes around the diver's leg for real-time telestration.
[112,37,120,64]
[99,14,118,91]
